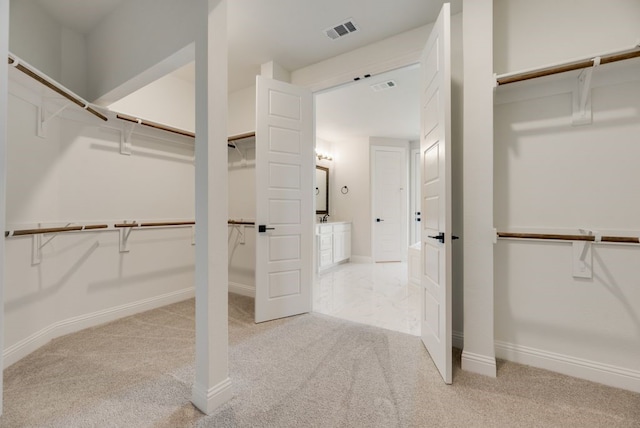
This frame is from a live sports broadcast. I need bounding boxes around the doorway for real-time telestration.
[313,64,420,335]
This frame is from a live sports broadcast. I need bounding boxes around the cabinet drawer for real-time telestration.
[318,225,333,235]
[333,223,350,232]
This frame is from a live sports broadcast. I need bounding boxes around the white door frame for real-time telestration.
[370,144,409,262]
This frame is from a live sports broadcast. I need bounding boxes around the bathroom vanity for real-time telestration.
[316,222,351,272]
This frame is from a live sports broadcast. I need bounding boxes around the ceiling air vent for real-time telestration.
[370,80,397,92]
[324,19,359,40]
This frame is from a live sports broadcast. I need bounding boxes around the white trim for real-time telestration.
[3,287,195,368]
[349,255,373,264]
[461,350,497,377]
[229,281,255,298]
[191,377,233,415]
[495,340,640,394]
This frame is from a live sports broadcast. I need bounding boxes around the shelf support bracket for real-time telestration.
[37,99,71,138]
[572,56,600,126]
[31,233,42,265]
[119,222,135,252]
[120,121,138,155]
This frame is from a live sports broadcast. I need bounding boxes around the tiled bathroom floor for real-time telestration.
[313,261,420,336]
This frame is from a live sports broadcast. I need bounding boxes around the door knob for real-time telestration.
[258,225,275,233]
[427,233,460,243]
[428,232,445,243]
[376,218,384,222]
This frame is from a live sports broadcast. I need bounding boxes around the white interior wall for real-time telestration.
[330,136,371,260]
[109,73,196,133]
[228,85,256,136]
[9,0,88,97]
[494,0,640,75]
[4,75,195,367]
[493,0,640,391]
[9,0,62,82]
[86,0,198,103]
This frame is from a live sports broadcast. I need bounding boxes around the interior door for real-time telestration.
[420,3,453,384]
[255,75,313,323]
[372,146,406,262]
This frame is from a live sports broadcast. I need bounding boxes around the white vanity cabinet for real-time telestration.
[316,222,351,271]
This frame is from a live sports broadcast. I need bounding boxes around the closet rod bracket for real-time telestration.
[37,99,72,138]
[120,121,138,155]
[32,233,42,265]
[572,56,600,126]
[119,222,136,252]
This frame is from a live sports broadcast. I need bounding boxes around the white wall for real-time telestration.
[228,85,256,136]
[9,0,88,97]
[493,0,640,391]
[86,0,198,103]
[109,73,196,133]
[494,0,640,75]
[330,136,371,259]
[4,73,195,367]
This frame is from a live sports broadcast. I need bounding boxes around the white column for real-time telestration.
[260,61,291,83]
[461,0,497,377]
[0,0,8,415]
[192,0,232,414]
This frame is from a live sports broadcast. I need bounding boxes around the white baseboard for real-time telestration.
[229,281,255,298]
[461,350,497,377]
[495,340,640,394]
[452,330,464,350]
[3,287,195,368]
[192,377,233,415]
[350,256,373,264]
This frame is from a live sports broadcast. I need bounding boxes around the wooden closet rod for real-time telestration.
[116,114,196,138]
[228,132,256,143]
[228,220,255,226]
[497,232,640,244]
[114,221,195,228]
[4,224,109,237]
[496,46,640,86]
[7,56,108,121]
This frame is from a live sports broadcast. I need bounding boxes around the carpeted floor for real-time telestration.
[1,294,639,427]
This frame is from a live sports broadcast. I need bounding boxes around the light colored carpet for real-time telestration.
[1,294,639,427]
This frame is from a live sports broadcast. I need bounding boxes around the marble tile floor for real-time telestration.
[313,261,421,336]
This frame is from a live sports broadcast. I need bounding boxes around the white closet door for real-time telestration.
[420,3,453,384]
[255,76,313,323]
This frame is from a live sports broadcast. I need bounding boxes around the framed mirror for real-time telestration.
[316,166,329,214]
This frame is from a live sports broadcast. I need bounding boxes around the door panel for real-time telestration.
[420,3,452,384]
[255,76,313,323]
[372,147,407,262]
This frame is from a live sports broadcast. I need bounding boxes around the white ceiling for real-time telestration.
[316,65,420,142]
[35,0,459,142]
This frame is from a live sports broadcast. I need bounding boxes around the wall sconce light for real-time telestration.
[315,150,333,161]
